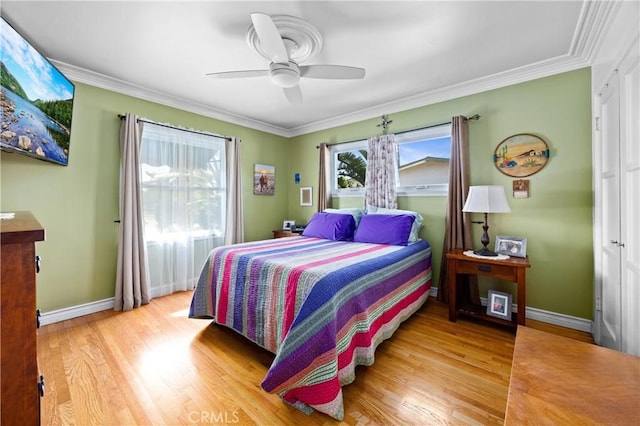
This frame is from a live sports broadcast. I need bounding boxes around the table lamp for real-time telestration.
[462,185,511,256]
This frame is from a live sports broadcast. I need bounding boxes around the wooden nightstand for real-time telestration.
[446,248,530,328]
[272,230,300,238]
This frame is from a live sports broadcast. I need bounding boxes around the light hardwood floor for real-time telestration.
[38,291,592,426]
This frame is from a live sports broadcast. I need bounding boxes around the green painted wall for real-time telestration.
[1,82,289,312]
[289,68,593,319]
[2,68,593,320]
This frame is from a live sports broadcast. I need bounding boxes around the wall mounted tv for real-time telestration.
[1,16,75,166]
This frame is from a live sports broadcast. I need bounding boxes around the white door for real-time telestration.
[594,38,640,356]
[595,74,622,351]
[618,44,640,356]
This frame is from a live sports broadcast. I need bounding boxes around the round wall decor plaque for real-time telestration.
[493,133,550,178]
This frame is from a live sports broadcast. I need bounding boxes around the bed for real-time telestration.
[189,211,432,420]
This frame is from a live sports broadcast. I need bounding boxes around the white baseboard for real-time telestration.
[428,286,438,298]
[479,295,592,333]
[40,286,593,334]
[429,287,593,333]
[40,298,115,326]
[40,286,179,326]
[523,305,593,333]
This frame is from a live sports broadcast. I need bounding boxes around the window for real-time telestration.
[330,123,451,197]
[140,123,226,296]
[395,124,451,195]
[332,139,368,194]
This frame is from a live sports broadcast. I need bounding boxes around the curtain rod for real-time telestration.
[316,114,480,148]
[118,114,232,141]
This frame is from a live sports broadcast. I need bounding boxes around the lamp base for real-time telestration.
[473,247,498,257]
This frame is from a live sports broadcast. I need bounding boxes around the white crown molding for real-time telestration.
[51,60,292,138]
[56,52,588,140]
[570,0,622,64]
[287,0,612,137]
[51,0,611,140]
[288,53,589,137]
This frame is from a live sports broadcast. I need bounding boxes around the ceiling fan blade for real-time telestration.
[283,85,302,104]
[206,70,269,79]
[299,65,366,79]
[251,13,289,64]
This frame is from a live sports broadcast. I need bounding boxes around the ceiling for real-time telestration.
[1,1,606,137]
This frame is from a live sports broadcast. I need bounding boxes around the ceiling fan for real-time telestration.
[207,13,366,103]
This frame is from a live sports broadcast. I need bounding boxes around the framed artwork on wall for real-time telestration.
[513,179,530,198]
[300,187,312,206]
[494,133,549,178]
[254,164,275,195]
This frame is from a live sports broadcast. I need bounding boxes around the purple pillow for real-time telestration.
[354,214,415,246]
[301,212,356,241]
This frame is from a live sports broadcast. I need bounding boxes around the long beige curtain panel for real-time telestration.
[438,115,477,304]
[115,113,150,311]
[317,142,330,211]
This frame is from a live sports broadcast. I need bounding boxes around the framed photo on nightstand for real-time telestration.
[283,220,295,231]
[495,235,527,258]
[487,290,512,320]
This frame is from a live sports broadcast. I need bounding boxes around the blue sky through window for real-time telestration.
[398,136,451,166]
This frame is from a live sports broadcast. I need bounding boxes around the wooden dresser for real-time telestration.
[1,211,45,425]
[505,326,640,424]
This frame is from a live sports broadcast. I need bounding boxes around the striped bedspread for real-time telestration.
[189,236,432,420]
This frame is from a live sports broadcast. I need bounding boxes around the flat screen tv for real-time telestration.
[0,16,75,166]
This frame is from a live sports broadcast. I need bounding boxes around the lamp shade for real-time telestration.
[462,185,511,213]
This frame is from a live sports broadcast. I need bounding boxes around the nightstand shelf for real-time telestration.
[446,248,530,329]
[456,302,518,327]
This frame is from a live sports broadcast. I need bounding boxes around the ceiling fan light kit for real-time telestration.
[207,13,366,103]
[270,62,300,88]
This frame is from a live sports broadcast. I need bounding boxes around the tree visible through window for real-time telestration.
[337,149,367,188]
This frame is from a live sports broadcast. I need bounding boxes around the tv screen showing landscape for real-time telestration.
[0,16,75,166]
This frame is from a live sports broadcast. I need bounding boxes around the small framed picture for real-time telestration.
[487,290,512,320]
[495,235,527,258]
[513,179,530,198]
[283,220,295,231]
[300,186,312,206]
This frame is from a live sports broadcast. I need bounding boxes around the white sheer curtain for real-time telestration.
[364,134,397,209]
[140,123,227,297]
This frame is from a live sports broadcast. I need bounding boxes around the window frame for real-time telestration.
[330,139,368,198]
[139,124,227,243]
[329,123,452,198]
[394,124,452,197]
